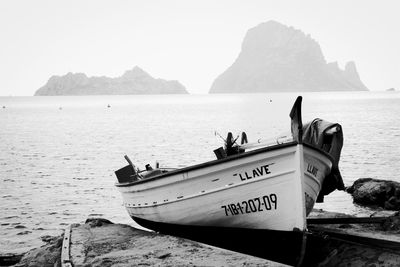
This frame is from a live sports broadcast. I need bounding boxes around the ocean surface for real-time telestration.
[1,91,400,254]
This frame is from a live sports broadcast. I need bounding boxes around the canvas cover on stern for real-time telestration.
[302,118,345,202]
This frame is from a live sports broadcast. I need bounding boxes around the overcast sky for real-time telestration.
[0,0,399,96]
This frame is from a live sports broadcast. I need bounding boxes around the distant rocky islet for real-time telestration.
[34,66,188,96]
[35,21,369,96]
[209,20,368,93]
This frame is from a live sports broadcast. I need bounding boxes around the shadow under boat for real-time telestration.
[132,216,306,266]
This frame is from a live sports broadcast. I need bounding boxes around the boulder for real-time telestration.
[346,178,400,210]
[84,217,113,227]
[13,235,63,267]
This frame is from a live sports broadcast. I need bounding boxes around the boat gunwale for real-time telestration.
[115,141,333,187]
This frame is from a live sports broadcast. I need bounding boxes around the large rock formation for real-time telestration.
[210,21,368,93]
[35,66,188,96]
[346,178,400,210]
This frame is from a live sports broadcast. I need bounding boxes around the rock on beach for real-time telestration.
[13,234,63,267]
[346,178,400,210]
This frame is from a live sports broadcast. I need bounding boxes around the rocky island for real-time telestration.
[210,21,368,93]
[34,66,188,96]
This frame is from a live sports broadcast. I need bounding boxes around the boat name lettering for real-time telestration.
[221,194,277,216]
[307,164,318,177]
[233,164,271,181]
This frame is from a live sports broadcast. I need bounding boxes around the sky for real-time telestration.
[0,0,399,96]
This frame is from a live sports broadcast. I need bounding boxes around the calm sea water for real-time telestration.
[1,92,400,254]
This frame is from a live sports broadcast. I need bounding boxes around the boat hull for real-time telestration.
[117,143,332,232]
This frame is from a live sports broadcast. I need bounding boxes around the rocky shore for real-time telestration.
[11,218,276,267]
[4,210,399,267]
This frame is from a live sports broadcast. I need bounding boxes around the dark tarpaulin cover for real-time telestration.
[302,118,345,202]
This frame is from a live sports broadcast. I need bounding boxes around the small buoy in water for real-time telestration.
[269,99,272,102]
[107,104,111,108]
[59,107,62,110]
[2,106,5,109]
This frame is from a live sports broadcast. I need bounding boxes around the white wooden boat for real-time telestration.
[114,96,344,266]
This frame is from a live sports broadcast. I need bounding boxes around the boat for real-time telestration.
[114,96,344,266]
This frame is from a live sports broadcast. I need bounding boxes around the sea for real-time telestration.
[1,91,400,254]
